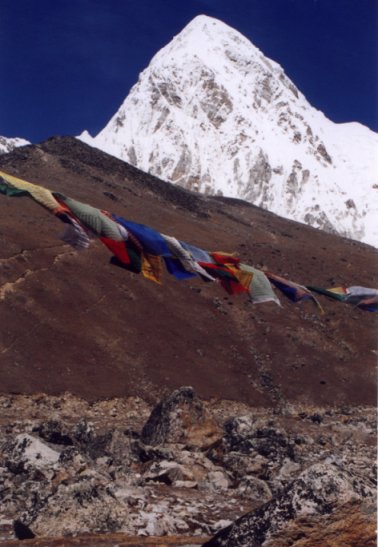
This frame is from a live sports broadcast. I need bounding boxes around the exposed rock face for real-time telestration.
[80,15,378,246]
[0,390,376,544]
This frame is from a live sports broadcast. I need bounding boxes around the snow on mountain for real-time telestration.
[0,136,30,155]
[79,15,378,247]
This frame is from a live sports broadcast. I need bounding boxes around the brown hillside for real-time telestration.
[0,136,376,406]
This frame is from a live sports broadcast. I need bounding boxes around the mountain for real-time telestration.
[80,15,378,247]
[0,135,30,154]
[0,136,376,406]
[0,137,376,544]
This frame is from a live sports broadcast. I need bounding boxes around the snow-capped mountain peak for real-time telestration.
[80,15,378,247]
[0,136,30,155]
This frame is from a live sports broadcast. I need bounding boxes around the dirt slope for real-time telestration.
[0,137,376,406]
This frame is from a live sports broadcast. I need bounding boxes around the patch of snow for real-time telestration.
[0,136,30,154]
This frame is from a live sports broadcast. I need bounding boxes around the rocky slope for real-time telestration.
[80,15,378,247]
[0,388,376,544]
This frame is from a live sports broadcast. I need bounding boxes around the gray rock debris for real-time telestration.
[203,462,376,546]
[0,391,376,541]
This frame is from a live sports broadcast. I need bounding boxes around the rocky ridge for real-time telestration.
[0,387,376,545]
[80,15,378,246]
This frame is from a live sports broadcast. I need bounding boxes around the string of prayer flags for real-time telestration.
[1,170,376,313]
[266,272,324,313]
[308,286,378,312]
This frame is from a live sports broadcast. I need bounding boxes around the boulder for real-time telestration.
[204,462,375,546]
[263,500,376,547]
[141,387,222,448]
[223,416,295,461]
[7,434,60,469]
[72,419,112,460]
[218,451,269,481]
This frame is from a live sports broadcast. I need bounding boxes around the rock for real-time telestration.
[223,416,295,461]
[72,419,112,460]
[175,449,217,483]
[223,415,254,446]
[51,469,72,492]
[270,458,302,492]
[8,434,60,468]
[263,500,376,547]
[310,413,323,424]
[13,519,35,540]
[204,462,375,546]
[33,420,74,446]
[251,428,295,461]
[133,441,174,463]
[237,475,272,502]
[208,416,298,492]
[212,519,234,532]
[30,480,127,536]
[204,470,229,491]
[58,446,87,471]
[174,479,198,488]
[0,394,376,542]
[141,387,222,448]
[106,430,135,468]
[218,451,269,481]
[144,460,193,485]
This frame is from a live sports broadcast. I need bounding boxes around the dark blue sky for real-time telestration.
[1,0,377,143]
